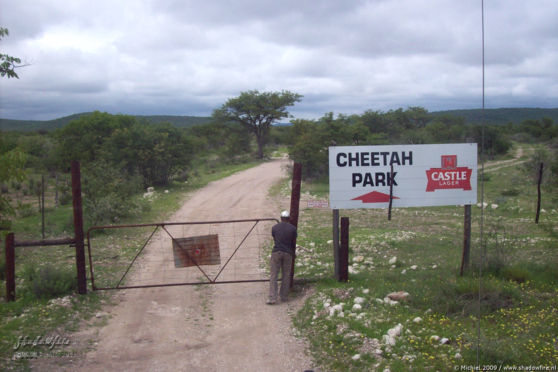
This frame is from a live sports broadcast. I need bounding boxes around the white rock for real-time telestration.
[387,323,403,338]
[401,269,407,274]
[327,240,333,244]
[387,291,410,301]
[440,337,450,344]
[362,289,370,294]
[454,352,462,359]
[352,354,361,361]
[388,256,397,265]
[413,317,422,323]
[164,190,169,194]
[354,297,365,304]
[383,297,399,306]
[352,304,362,311]
[410,265,418,270]
[383,334,396,346]
[430,335,440,342]
[353,255,364,263]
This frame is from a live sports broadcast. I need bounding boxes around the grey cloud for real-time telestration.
[1,0,557,120]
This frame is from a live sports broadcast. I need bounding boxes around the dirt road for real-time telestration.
[38,159,315,371]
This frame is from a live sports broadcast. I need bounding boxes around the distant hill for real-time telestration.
[430,108,558,125]
[0,113,213,132]
[2,107,557,132]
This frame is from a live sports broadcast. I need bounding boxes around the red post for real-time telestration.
[71,161,87,295]
[289,162,302,288]
[5,232,15,301]
[339,217,349,282]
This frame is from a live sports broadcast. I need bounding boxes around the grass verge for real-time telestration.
[291,147,557,371]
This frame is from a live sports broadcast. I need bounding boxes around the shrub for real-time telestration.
[500,265,530,283]
[58,191,72,206]
[22,264,76,299]
[17,203,35,218]
[501,188,520,197]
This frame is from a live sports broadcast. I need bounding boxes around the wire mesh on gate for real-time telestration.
[86,219,278,290]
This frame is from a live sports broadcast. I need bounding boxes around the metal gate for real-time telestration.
[86,218,278,290]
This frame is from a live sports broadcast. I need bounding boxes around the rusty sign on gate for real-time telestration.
[172,234,221,268]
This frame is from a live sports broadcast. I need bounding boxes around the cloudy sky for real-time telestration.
[1,0,557,121]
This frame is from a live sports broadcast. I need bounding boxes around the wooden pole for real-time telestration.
[461,204,472,276]
[339,217,349,282]
[288,162,302,288]
[5,232,15,301]
[71,161,87,295]
[535,162,543,224]
[333,209,340,279]
[41,175,45,239]
[388,164,394,220]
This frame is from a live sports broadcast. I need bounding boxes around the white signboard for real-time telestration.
[329,143,477,209]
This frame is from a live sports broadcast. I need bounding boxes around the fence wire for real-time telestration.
[86,219,277,290]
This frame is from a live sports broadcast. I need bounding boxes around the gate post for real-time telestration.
[71,161,87,295]
[288,162,302,288]
[5,232,15,301]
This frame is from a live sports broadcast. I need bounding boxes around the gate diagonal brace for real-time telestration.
[86,218,279,290]
[213,220,259,282]
[116,225,161,289]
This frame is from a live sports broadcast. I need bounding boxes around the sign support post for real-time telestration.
[332,209,340,279]
[461,204,472,276]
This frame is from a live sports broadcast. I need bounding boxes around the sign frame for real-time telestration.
[329,143,477,209]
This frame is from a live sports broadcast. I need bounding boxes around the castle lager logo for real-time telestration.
[425,155,472,192]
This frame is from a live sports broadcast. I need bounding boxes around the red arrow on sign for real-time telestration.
[352,191,399,203]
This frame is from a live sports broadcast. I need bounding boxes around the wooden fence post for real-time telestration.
[71,161,87,295]
[461,204,472,276]
[5,232,15,301]
[535,162,543,224]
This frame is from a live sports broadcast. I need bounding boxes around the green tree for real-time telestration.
[1,27,23,78]
[104,122,194,186]
[0,148,26,230]
[53,111,130,166]
[289,119,328,179]
[213,90,302,159]
[82,160,144,225]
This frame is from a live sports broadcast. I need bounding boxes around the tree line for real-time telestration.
[1,90,557,229]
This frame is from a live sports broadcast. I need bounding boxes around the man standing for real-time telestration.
[267,210,297,305]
